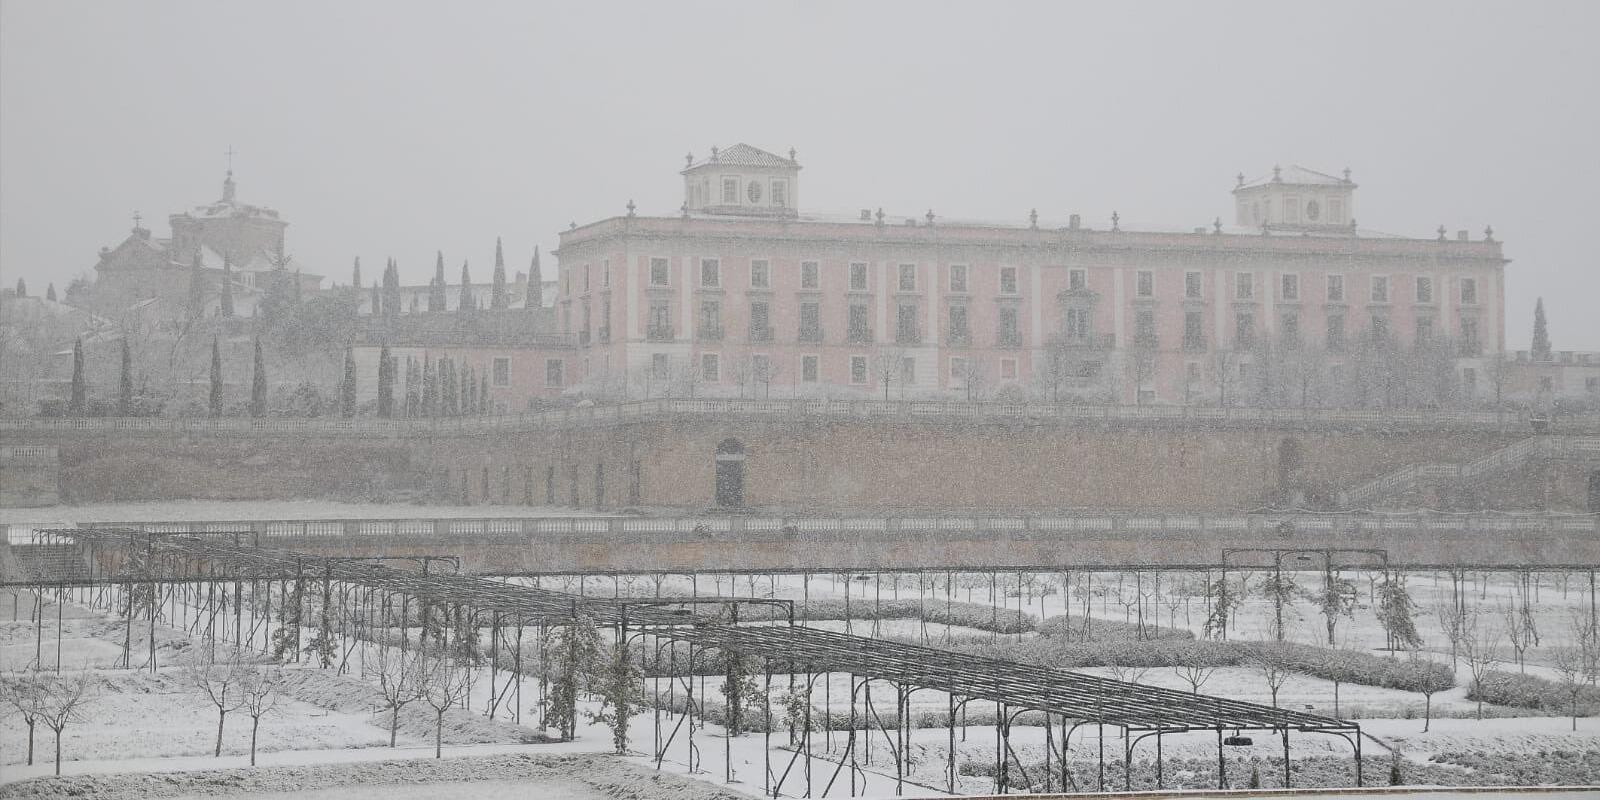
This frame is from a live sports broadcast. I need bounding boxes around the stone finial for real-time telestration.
[1029,208,1039,229]
[1437,225,1447,241]
[875,208,885,226]
[925,209,935,226]
[681,202,690,220]
[1272,165,1282,182]
[1343,167,1352,183]
[710,145,719,162]
[1484,225,1495,242]
[1350,218,1358,233]
[685,152,694,168]
[1236,172,1245,188]
[569,222,577,230]
[626,199,636,217]
[789,147,797,162]
[1111,211,1120,232]
[1214,217,1223,234]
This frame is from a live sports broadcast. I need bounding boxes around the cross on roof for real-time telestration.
[132,210,142,227]
[225,145,236,173]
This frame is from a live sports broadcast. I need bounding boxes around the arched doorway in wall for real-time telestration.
[715,439,746,508]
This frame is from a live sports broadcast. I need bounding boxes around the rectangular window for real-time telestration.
[1134,309,1156,346]
[1370,275,1388,303]
[1185,271,1202,299]
[701,353,720,382]
[1236,312,1255,347]
[1370,311,1389,338]
[1460,318,1481,355]
[1064,307,1090,340]
[896,303,919,343]
[801,355,819,382]
[848,303,872,343]
[998,307,1020,346]
[603,262,610,287]
[721,178,738,204]
[1000,358,1017,380]
[751,354,770,383]
[850,262,869,291]
[1280,312,1300,348]
[801,261,819,289]
[948,305,970,343]
[1136,270,1154,298]
[1235,272,1254,300]
[1000,266,1019,295]
[771,179,788,207]
[1281,273,1299,301]
[1068,269,1087,292]
[650,257,670,287]
[651,353,670,380]
[699,300,722,340]
[950,357,968,384]
[492,357,510,387]
[1285,195,1300,223]
[583,265,590,293]
[898,263,917,292]
[1330,197,1344,224]
[545,359,564,388]
[599,297,611,342]
[1461,278,1478,305]
[1327,274,1344,302]
[1415,316,1433,344]
[1184,310,1204,350]
[901,357,916,384]
[648,300,672,340]
[1326,315,1346,352]
[1415,276,1433,304]
[949,264,968,293]
[700,258,720,288]
[749,301,771,341]
[850,355,868,384]
[750,259,770,289]
[798,302,822,342]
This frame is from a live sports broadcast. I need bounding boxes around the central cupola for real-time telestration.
[681,143,801,218]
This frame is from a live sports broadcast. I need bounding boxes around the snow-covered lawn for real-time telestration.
[0,500,612,527]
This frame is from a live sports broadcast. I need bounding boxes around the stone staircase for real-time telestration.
[1335,435,1600,509]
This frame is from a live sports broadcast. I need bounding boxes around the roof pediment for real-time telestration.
[1237,165,1350,191]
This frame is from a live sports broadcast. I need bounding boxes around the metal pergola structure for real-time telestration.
[12,527,1367,796]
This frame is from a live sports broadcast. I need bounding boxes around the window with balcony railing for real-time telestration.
[597,326,611,344]
[647,325,674,342]
[997,308,1021,348]
[948,305,971,345]
[848,305,872,343]
[798,302,822,342]
[896,304,920,344]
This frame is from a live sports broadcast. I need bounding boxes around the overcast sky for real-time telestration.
[2,0,1596,348]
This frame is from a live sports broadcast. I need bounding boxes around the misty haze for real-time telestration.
[2,2,1599,799]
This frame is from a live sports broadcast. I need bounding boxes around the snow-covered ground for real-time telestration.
[0,500,612,527]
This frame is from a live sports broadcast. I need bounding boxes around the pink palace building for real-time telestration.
[554,144,1506,405]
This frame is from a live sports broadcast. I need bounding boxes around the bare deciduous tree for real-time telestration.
[418,650,472,758]
[184,648,251,757]
[238,665,285,766]
[1461,618,1503,721]
[1249,646,1293,709]
[1549,613,1600,731]
[0,669,45,765]
[36,669,98,776]
[374,642,425,747]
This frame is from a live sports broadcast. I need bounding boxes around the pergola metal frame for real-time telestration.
[14,527,1369,796]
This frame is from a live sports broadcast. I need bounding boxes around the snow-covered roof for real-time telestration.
[1238,165,1348,190]
[683,143,799,173]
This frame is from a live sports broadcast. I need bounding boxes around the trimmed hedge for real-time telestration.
[1467,670,1600,716]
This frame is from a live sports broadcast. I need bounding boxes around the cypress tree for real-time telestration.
[479,374,489,414]
[527,247,542,309]
[209,337,223,417]
[118,338,133,415]
[458,262,473,312]
[383,259,402,318]
[219,256,235,317]
[13,278,25,297]
[405,356,420,417]
[45,283,56,302]
[68,338,85,415]
[189,251,207,315]
[461,363,473,414]
[291,269,303,305]
[442,358,458,416]
[491,237,508,310]
[352,256,362,290]
[377,342,394,418]
[251,338,267,418]
[340,348,357,418]
[370,279,381,317]
[1532,297,1551,361]
[421,355,435,417]
[430,252,447,311]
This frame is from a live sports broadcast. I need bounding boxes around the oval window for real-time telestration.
[1306,200,1321,221]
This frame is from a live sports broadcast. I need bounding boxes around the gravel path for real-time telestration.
[0,753,753,800]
